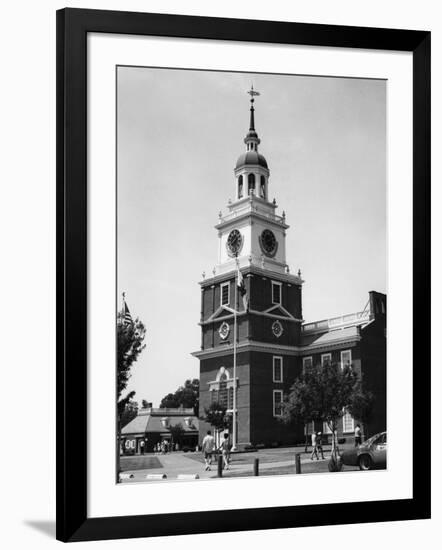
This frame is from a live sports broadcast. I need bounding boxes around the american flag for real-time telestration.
[121,293,133,327]
[237,265,248,311]
[123,301,133,326]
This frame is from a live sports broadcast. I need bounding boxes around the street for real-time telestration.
[119,445,364,482]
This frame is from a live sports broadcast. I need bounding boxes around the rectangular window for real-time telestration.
[323,422,332,434]
[341,349,352,369]
[321,353,332,367]
[211,390,218,404]
[221,282,230,306]
[273,356,283,382]
[227,387,233,410]
[271,281,282,305]
[304,421,314,435]
[273,390,283,417]
[342,410,355,433]
[303,356,313,370]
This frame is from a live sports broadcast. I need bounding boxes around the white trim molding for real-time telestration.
[273,389,283,418]
[220,281,230,307]
[271,280,282,305]
[272,356,283,383]
[340,349,352,369]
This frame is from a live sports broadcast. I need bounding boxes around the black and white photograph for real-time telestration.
[116,67,387,483]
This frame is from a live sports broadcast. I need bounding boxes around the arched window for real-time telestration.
[248,173,255,195]
[238,175,243,199]
[260,176,266,199]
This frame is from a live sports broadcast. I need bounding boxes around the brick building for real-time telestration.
[192,90,386,449]
[121,408,199,454]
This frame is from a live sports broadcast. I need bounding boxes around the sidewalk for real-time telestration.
[119,451,335,483]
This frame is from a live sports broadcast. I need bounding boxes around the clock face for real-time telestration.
[260,229,277,257]
[219,322,230,340]
[226,229,243,257]
[272,320,283,338]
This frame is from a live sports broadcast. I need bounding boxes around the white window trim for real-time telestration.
[271,280,282,305]
[321,353,332,366]
[220,282,230,306]
[272,356,283,383]
[273,390,283,417]
[342,409,355,433]
[304,421,315,435]
[303,356,313,370]
[340,349,352,369]
[322,421,332,434]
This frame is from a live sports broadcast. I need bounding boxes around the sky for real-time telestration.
[117,66,386,407]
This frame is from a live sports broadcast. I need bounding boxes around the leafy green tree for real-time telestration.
[141,399,151,409]
[160,379,199,415]
[117,315,147,402]
[169,423,185,447]
[116,312,146,480]
[202,402,231,432]
[119,399,139,428]
[346,381,375,437]
[282,362,369,462]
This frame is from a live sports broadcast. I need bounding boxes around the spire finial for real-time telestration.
[247,84,260,102]
[247,85,260,131]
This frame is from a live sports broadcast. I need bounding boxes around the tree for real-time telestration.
[141,399,151,409]
[169,423,185,447]
[159,379,199,415]
[346,381,375,435]
[202,402,231,432]
[116,313,146,480]
[282,362,370,462]
[119,399,139,428]
[117,315,147,402]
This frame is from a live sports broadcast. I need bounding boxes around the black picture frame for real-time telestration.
[56,8,431,543]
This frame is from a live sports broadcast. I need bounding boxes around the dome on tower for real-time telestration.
[235,86,269,171]
[235,151,268,169]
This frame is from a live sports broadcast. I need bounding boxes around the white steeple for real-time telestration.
[214,88,293,278]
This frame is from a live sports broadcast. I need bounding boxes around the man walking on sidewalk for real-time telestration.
[218,433,231,470]
[354,424,362,447]
[310,431,320,460]
[316,431,325,459]
[202,430,215,471]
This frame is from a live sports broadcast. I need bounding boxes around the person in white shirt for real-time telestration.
[310,431,319,460]
[354,424,362,447]
[201,430,215,471]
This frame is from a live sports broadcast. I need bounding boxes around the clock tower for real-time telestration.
[193,88,305,448]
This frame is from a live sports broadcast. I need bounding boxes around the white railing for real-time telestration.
[302,310,370,333]
[219,203,284,224]
[141,408,195,415]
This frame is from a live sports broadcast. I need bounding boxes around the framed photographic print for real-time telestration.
[56,8,431,542]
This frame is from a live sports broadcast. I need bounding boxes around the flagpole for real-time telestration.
[116,292,125,482]
[232,258,238,452]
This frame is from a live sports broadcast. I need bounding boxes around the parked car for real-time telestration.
[340,431,387,470]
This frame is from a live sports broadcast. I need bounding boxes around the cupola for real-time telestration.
[234,86,269,201]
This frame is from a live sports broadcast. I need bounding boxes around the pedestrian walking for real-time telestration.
[316,431,325,459]
[140,440,145,455]
[354,424,362,447]
[201,430,215,471]
[310,431,319,460]
[218,433,231,470]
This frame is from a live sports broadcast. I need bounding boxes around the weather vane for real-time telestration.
[247,84,260,103]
